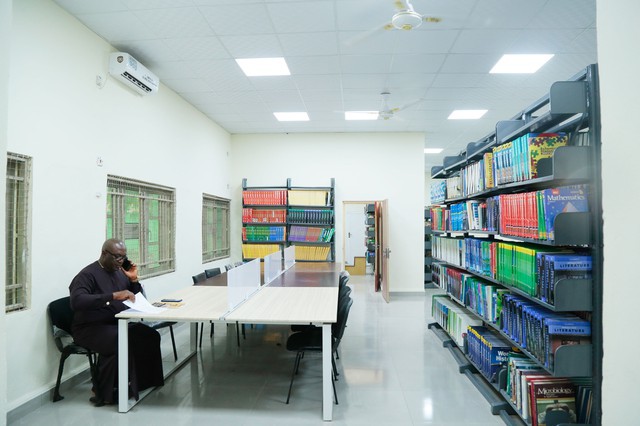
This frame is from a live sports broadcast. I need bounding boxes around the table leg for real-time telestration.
[322,323,333,421]
[118,319,129,413]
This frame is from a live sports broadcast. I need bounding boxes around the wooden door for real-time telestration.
[376,200,390,302]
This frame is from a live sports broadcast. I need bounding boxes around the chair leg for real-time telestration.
[242,323,246,339]
[236,322,240,347]
[169,325,178,361]
[53,353,70,402]
[332,374,339,405]
[332,355,338,380]
[209,321,214,338]
[286,352,303,404]
[88,352,100,398]
[199,322,204,347]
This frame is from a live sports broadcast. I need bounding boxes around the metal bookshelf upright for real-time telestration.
[426,64,602,426]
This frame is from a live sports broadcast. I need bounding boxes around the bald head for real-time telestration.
[99,238,127,272]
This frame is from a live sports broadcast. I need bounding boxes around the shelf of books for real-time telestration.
[427,64,601,426]
[242,178,335,262]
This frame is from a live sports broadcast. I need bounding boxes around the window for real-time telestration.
[6,153,31,312]
[202,194,230,262]
[106,175,175,278]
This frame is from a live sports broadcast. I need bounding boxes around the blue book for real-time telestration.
[544,254,592,304]
[542,185,589,241]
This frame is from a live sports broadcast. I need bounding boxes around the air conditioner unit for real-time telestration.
[108,52,159,95]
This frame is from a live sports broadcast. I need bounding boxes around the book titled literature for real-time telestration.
[543,254,592,304]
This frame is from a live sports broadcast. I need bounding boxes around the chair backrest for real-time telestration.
[338,285,351,309]
[332,297,353,345]
[47,296,74,352]
[225,263,234,271]
[205,267,221,278]
[192,272,207,284]
[339,274,349,288]
[234,261,244,267]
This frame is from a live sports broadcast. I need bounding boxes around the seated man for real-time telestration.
[69,238,164,405]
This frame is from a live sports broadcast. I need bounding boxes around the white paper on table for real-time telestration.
[123,292,167,314]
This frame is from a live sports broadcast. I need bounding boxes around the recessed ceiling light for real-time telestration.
[489,54,554,74]
[236,58,290,76]
[274,112,309,121]
[345,111,379,121]
[424,148,444,154]
[448,110,488,120]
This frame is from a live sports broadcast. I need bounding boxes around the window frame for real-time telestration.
[5,152,32,313]
[106,175,176,279]
[202,193,230,262]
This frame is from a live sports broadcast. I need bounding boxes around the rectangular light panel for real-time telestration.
[236,58,291,76]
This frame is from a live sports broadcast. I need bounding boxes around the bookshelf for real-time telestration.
[242,178,335,262]
[365,203,375,270]
[424,208,435,289]
[427,64,602,425]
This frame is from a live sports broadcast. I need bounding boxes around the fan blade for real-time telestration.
[423,16,442,23]
[393,98,425,113]
[343,22,394,47]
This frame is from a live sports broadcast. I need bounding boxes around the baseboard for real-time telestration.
[7,368,92,424]
[389,291,427,296]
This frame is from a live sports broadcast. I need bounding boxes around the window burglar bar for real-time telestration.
[202,194,230,262]
[6,153,31,312]
[107,175,175,279]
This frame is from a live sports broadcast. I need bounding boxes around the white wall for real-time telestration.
[597,0,640,423]
[1,0,11,423]
[230,132,425,293]
[5,0,231,410]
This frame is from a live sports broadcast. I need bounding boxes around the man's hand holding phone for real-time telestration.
[121,257,139,283]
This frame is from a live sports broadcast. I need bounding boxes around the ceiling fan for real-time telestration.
[376,91,424,120]
[387,0,442,31]
[344,1,442,46]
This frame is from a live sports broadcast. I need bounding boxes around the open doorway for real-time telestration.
[343,202,370,275]
[343,200,390,302]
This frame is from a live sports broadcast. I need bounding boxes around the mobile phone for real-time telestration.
[161,298,183,303]
[122,257,132,271]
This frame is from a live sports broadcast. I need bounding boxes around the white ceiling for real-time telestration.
[51,0,597,170]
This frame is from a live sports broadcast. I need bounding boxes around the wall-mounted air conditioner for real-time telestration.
[108,52,159,95]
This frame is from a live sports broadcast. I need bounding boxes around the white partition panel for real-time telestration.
[227,258,261,311]
[263,250,283,284]
[284,246,296,270]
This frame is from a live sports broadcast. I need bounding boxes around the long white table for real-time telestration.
[115,263,339,420]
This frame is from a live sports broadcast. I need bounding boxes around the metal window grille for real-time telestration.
[202,194,230,262]
[107,175,175,279]
[6,153,31,313]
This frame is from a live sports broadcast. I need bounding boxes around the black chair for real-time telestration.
[140,285,178,361]
[225,263,234,271]
[285,297,353,404]
[192,272,207,284]
[192,272,210,347]
[47,296,98,402]
[234,261,244,267]
[205,267,221,278]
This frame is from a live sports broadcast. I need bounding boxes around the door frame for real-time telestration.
[342,200,376,272]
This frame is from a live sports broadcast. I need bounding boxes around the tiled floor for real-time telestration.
[12,275,505,425]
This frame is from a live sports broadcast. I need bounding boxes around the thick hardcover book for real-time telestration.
[529,379,577,426]
[541,185,589,241]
